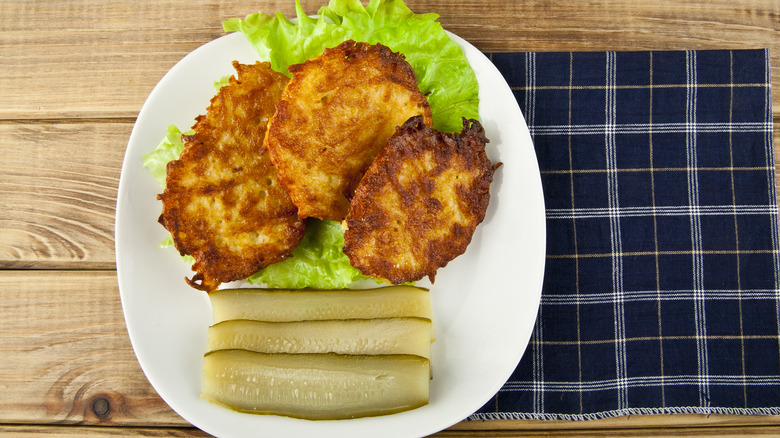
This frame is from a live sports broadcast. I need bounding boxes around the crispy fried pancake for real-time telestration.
[158,61,305,292]
[343,116,495,284]
[264,40,433,221]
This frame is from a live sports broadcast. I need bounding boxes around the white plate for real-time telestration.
[115,31,545,438]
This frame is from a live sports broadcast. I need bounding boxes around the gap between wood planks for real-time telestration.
[0,117,139,125]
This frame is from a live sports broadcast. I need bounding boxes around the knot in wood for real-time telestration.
[91,396,111,418]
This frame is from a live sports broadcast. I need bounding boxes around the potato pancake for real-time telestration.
[158,61,305,292]
[343,116,496,284]
[264,40,433,221]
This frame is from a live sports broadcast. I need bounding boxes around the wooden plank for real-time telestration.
[0,425,211,437]
[0,115,777,271]
[449,415,780,431]
[0,0,777,120]
[0,0,293,120]
[0,270,186,426]
[2,270,780,432]
[435,426,780,436]
[0,121,128,269]
[3,423,780,438]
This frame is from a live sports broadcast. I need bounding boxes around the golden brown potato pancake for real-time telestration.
[264,40,433,221]
[343,116,496,284]
[158,61,305,292]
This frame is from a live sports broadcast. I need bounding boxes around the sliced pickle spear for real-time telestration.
[209,286,432,325]
[201,350,430,420]
[207,318,431,358]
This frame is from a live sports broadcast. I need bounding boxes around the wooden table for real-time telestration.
[1,0,778,436]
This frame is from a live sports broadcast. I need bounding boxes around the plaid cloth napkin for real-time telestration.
[473,49,779,420]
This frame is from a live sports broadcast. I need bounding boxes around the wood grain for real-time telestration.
[0,121,127,269]
[449,415,780,432]
[3,422,780,438]
[0,270,184,426]
[0,118,777,271]
[1,269,779,435]
[0,0,777,120]
[0,425,211,437]
[0,0,778,269]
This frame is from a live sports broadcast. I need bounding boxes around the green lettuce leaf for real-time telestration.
[142,74,227,188]
[142,124,189,189]
[158,234,196,265]
[223,0,479,133]
[247,219,372,289]
[214,74,233,90]
[142,123,196,265]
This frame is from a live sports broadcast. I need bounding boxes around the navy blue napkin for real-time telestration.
[474,49,779,420]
